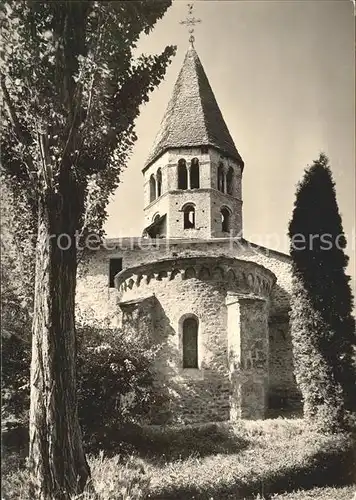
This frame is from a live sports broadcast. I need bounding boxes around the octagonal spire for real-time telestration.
[144,46,243,169]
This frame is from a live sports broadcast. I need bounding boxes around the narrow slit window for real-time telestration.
[182,317,198,368]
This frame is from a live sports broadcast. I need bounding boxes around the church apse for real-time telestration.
[76,24,298,423]
[116,256,275,424]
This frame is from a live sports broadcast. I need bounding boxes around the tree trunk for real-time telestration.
[29,175,90,499]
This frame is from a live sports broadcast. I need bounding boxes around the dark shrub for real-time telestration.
[2,319,168,451]
[76,324,168,445]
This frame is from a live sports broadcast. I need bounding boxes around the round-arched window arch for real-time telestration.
[221,206,232,233]
[190,158,200,189]
[149,174,156,202]
[182,203,195,229]
[217,162,224,192]
[180,314,199,368]
[226,167,234,195]
[178,159,188,190]
[156,168,162,197]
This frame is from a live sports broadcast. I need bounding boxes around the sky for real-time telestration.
[104,0,355,295]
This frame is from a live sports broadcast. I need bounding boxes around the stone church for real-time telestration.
[77,43,301,424]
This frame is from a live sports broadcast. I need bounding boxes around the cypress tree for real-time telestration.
[288,153,356,430]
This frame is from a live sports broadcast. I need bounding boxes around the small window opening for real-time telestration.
[183,204,195,229]
[221,207,231,233]
[157,168,162,197]
[226,167,234,195]
[217,163,224,192]
[149,174,156,202]
[109,258,123,288]
[190,158,200,189]
[182,316,198,368]
[201,146,208,154]
[178,159,188,190]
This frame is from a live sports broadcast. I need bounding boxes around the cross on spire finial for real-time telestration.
[180,3,201,47]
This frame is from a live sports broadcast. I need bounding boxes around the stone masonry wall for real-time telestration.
[76,238,297,418]
[237,242,292,317]
[116,256,274,424]
[119,267,231,424]
[167,189,213,239]
[208,149,242,201]
[143,146,243,238]
[210,189,242,237]
[268,316,301,408]
[77,238,291,317]
[227,295,269,420]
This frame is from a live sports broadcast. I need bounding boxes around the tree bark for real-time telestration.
[29,173,90,499]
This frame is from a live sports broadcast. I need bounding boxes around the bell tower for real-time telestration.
[142,44,244,239]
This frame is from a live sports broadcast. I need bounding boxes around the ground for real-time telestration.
[270,486,355,499]
[2,418,355,499]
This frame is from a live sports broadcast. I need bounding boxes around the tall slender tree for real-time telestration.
[0,1,175,498]
[288,153,356,431]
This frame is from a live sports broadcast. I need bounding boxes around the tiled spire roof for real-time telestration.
[144,46,243,169]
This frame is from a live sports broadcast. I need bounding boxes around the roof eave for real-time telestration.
[142,145,244,173]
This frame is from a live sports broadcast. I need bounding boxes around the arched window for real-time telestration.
[226,167,234,195]
[149,174,156,203]
[221,207,231,233]
[156,168,162,197]
[182,316,198,368]
[217,162,224,192]
[190,158,200,189]
[183,204,195,229]
[178,159,188,190]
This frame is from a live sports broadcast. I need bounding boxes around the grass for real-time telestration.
[2,418,356,499]
[87,420,249,462]
[144,420,355,499]
[270,485,355,499]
